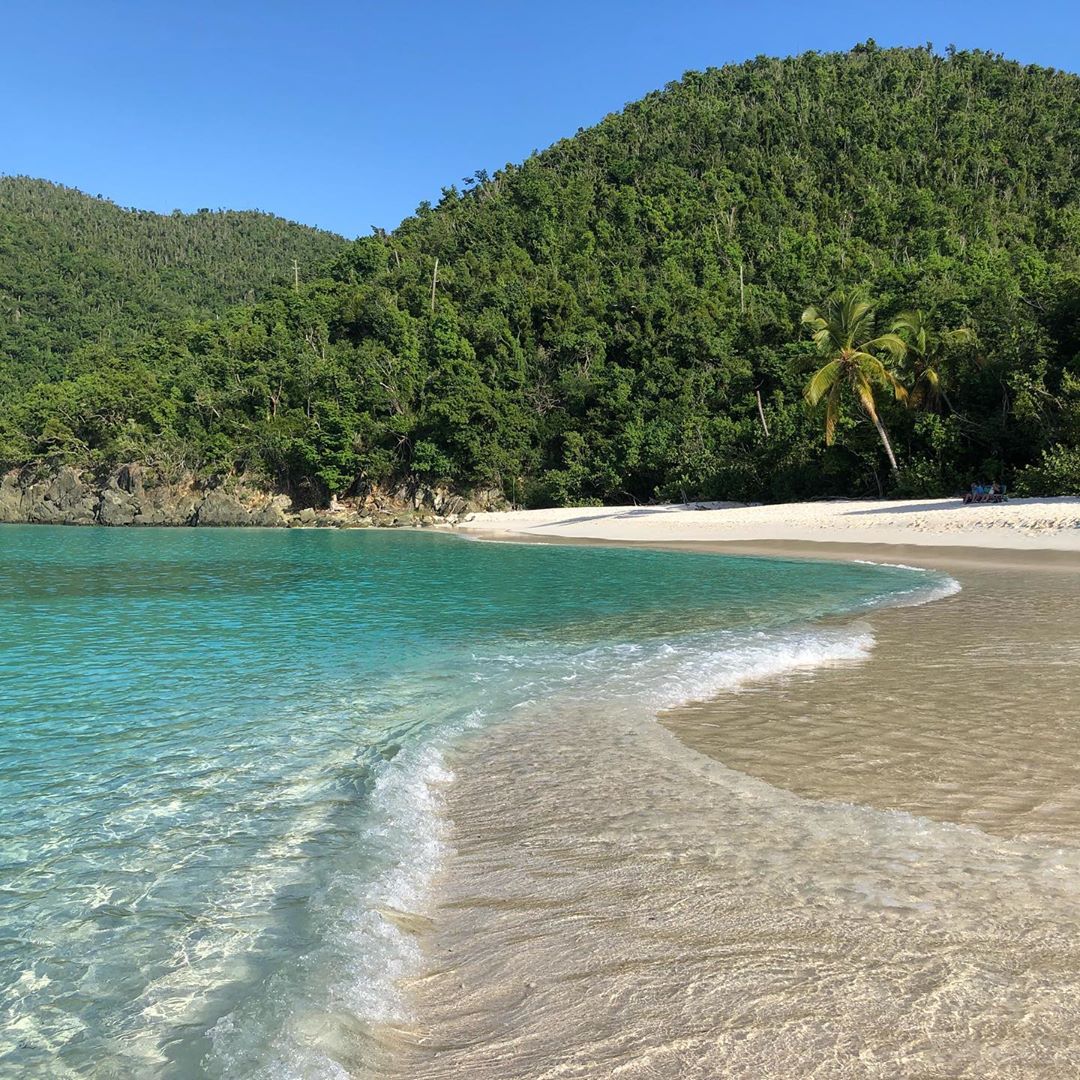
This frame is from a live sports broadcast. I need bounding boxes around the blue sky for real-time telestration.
[5,1,1079,237]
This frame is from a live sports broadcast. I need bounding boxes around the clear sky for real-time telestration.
[5,0,1079,238]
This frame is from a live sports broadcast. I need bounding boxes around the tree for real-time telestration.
[5,47,1080,502]
[890,309,975,411]
[801,291,908,473]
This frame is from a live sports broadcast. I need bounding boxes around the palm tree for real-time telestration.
[801,291,908,473]
[890,310,974,411]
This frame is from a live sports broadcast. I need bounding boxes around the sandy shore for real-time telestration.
[455,496,1080,552]
[386,549,1080,1078]
[378,502,1080,1078]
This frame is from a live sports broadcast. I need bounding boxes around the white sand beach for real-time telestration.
[458,496,1080,552]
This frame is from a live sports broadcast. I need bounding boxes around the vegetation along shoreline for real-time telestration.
[5,43,1080,513]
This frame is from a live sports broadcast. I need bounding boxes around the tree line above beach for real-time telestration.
[3,43,1080,504]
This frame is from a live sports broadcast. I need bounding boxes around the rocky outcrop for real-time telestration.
[0,466,99,525]
[192,489,292,527]
[94,464,200,525]
[0,465,500,528]
[0,466,292,528]
[374,481,507,518]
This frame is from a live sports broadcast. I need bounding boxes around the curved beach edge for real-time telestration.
[448,497,1080,571]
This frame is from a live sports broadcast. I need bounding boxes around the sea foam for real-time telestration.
[1,527,958,1079]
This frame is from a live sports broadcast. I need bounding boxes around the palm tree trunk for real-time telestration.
[869,413,900,473]
[755,389,770,436]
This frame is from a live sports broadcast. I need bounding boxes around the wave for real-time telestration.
[205,559,960,1077]
[204,722,478,1078]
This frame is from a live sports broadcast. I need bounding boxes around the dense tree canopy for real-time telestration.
[0,177,346,390]
[4,43,1080,502]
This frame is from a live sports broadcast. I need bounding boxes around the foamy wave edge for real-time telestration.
[223,564,960,1076]
[602,567,960,719]
[330,710,486,1058]
[208,711,485,1080]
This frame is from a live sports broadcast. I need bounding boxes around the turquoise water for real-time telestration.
[0,526,951,1078]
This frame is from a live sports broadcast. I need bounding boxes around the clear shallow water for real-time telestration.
[388,560,1080,1080]
[0,526,946,1078]
[395,687,1080,1080]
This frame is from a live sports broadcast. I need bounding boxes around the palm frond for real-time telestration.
[855,352,908,401]
[851,351,888,381]
[941,326,975,347]
[810,326,836,353]
[890,309,925,333]
[854,375,879,422]
[863,332,907,363]
[890,310,928,356]
[805,360,841,405]
[909,366,939,410]
[844,297,875,332]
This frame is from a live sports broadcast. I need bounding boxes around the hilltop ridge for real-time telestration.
[0,175,347,388]
[3,44,1080,509]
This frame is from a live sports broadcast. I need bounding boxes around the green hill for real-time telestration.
[4,43,1080,501]
[0,176,347,387]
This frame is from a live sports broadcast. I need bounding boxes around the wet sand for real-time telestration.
[384,543,1080,1079]
[663,550,1080,845]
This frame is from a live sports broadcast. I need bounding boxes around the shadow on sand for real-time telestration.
[536,502,740,529]
[841,501,965,517]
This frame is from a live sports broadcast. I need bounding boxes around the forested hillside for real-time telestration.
[4,43,1080,503]
[0,177,346,388]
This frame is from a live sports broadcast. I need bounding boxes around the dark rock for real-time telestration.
[98,487,138,526]
[469,486,508,512]
[193,489,251,526]
[192,488,292,527]
[441,495,468,518]
[133,492,199,526]
[0,472,29,523]
[7,467,100,525]
[0,463,489,530]
[249,495,291,527]
[114,464,144,496]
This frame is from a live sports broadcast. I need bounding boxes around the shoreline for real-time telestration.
[457,527,1080,573]
[451,496,1080,563]
[386,514,1080,1076]
[389,544,1080,1077]
[656,554,1080,842]
[444,523,1080,832]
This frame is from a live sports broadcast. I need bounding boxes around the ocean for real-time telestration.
[0,525,956,1078]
